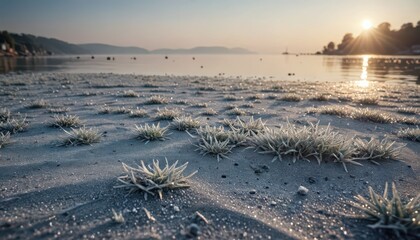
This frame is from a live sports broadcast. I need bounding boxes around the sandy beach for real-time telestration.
[0,72,419,239]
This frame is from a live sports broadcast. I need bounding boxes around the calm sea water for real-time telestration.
[1,55,419,84]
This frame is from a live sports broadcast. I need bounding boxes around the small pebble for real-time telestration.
[249,189,257,194]
[173,206,180,212]
[297,186,309,196]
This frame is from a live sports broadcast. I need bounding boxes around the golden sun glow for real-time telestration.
[362,20,373,30]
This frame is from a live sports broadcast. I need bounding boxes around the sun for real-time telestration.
[362,20,373,30]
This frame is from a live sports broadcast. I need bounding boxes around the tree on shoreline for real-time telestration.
[322,20,420,55]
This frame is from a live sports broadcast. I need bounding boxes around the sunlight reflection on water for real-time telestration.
[356,55,370,88]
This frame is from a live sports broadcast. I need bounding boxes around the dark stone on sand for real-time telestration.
[187,223,201,237]
[221,175,227,178]
[308,177,316,184]
[249,189,257,194]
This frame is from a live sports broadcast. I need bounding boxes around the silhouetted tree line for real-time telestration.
[1,31,48,56]
[322,20,420,55]
[0,31,15,49]
[0,31,90,56]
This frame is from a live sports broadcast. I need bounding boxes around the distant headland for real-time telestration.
[0,31,255,57]
[320,20,420,55]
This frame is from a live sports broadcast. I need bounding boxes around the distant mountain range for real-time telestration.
[78,43,149,54]
[0,31,254,56]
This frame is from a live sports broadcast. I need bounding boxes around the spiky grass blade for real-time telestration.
[0,108,11,123]
[111,209,125,223]
[0,132,12,148]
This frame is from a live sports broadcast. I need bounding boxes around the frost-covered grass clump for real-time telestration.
[281,94,302,102]
[353,182,420,238]
[396,107,419,115]
[171,116,201,131]
[397,128,420,142]
[116,159,197,199]
[226,116,266,135]
[28,99,49,109]
[356,96,380,105]
[62,127,102,146]
[129,109,148,118]
[226,107,246,116]
[202,108,218,116]
[122,90,139,97]
[134,123,170,143]
[247,122,402,172]
[0,116,28,134]
[145,95,169,105]
[155,108,180,120]
[191,124,250,161]
[308,105,420,124]
[51,114,82,128]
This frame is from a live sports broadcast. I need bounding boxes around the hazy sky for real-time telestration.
[1,0,419,53]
